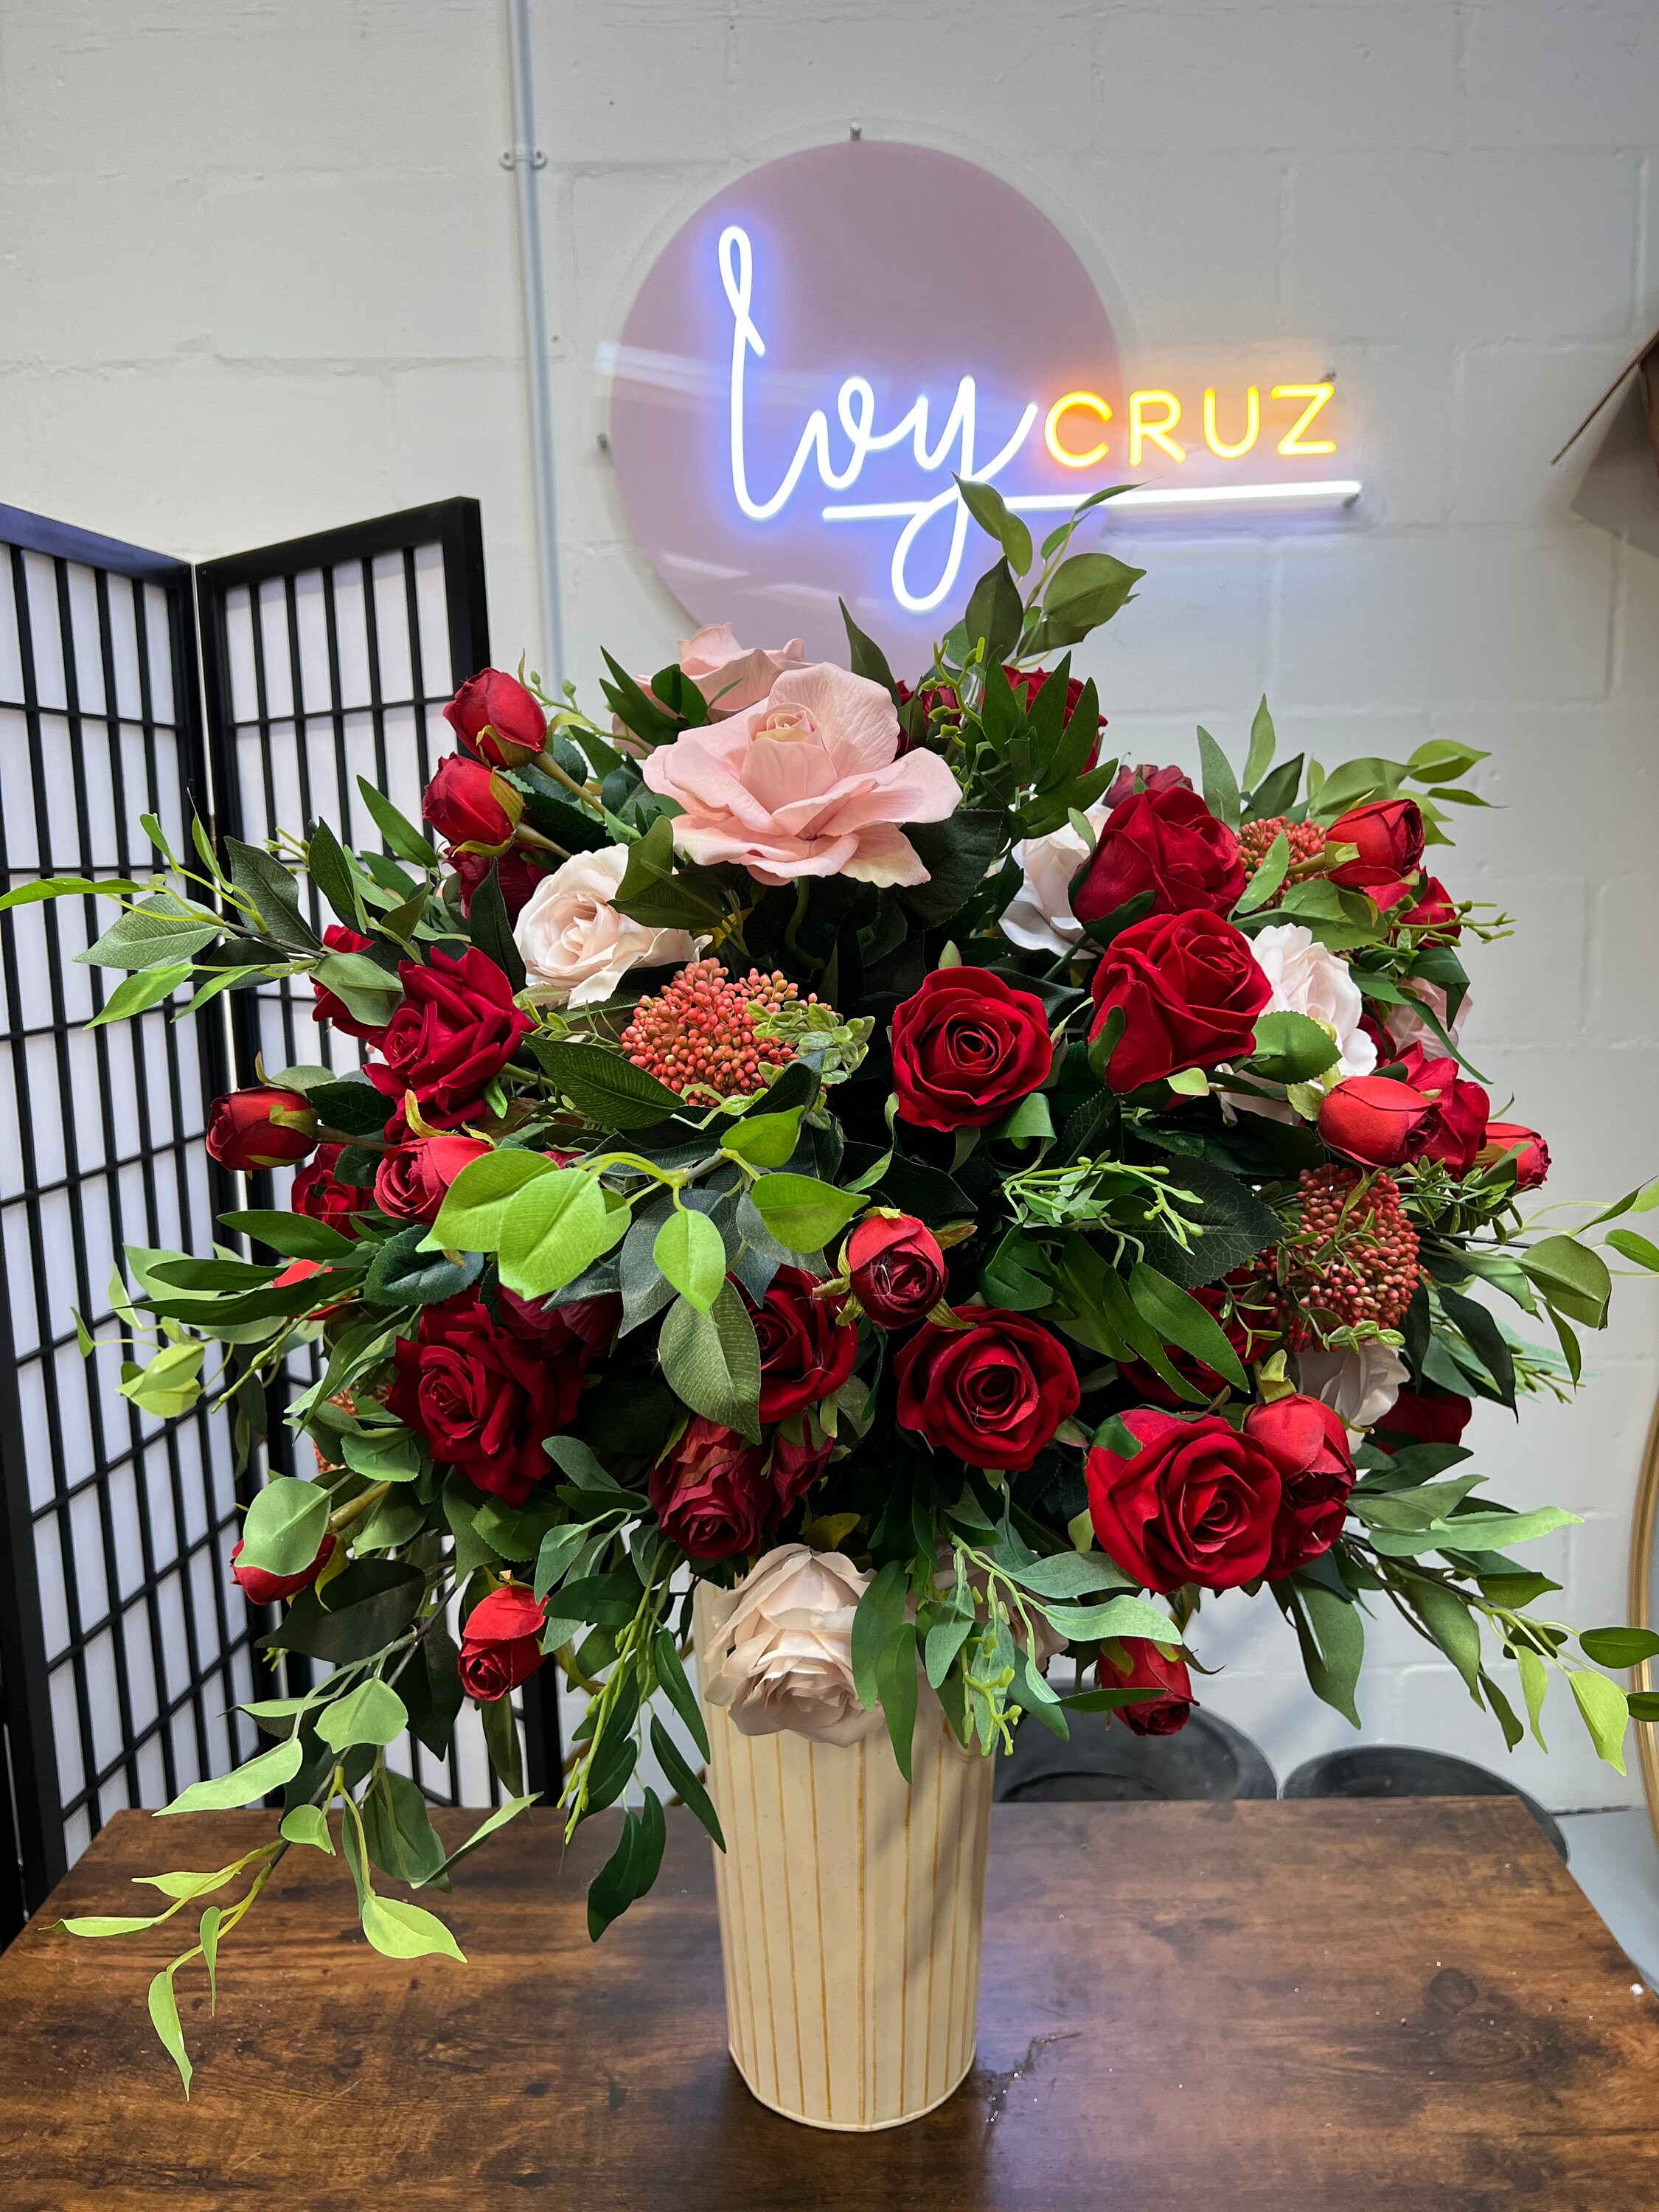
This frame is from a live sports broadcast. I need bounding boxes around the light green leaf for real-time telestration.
[1037,1594,1183,1645]
[279,1804,336,1854]
[428,1148,554,1254]
[60,1913,164,1937]
[995,1091,1055,1144]
[147,1966,192,2096]
[1243,696,1276,792]
[1004,1551,1135,1601]
[414,1792,541,1888]
[360,1893,467,1962]
[1234,830,1290,915]
[78,894,220,972]
[657,1283,762,1441]
[198,1905,222,2014]
[720,1108,803,1170]
[1246,1009,1341,1084]
[748,1172,864,1253]
[653,1207,728,1315]
[310,949,403,1029]
[316,1679,409,1752]
[1517,1647,1549,1748]
[87,961,193,1029]
[1520,1235,1612,1329]
[160,1735,305,1814]
[495,1167,621,1298]
[1607,1229,1659,1272]
[118,1338,204,1419]
[240,1475,328,1579]
[1569,1669,1629,1775]
[0,874,142,911]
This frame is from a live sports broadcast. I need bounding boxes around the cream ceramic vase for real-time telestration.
[692,1585,995,2131]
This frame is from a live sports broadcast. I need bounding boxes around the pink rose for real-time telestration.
[641,663,961,888]
[678,625,807,717]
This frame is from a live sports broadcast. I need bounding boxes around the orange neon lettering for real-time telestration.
[1128,391,1185,466]
[1272,383,1337,456]
[1203,386,1259,459]
[1044,392,1112,468]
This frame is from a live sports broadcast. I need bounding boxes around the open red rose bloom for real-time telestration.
[65,526,1650,2036]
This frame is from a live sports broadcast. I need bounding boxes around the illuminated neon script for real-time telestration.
[719,221,1359,616]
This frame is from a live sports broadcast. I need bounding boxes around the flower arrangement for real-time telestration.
[24,486,1659,2091]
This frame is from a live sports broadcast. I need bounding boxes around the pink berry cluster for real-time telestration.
[1239,815,1328,872]
[619,959,810,1099]
[1284,1166,1422,1346]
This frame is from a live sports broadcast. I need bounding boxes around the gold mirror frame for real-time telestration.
[1628,1394,1659,1843]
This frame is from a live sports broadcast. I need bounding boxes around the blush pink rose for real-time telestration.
[678,625,807,717]
[641,663,961,888]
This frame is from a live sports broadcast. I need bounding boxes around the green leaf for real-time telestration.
[955,474,1033,577]
[925,1611,975,1689]
[414,1792,540,1888]
[532,1038,685,1130]
[748,1172,863,1253]
[480,1689,525,1795]
[900,810,1009,928]
[240,1476,329,1579]
[466,860,526,992]
[147,1966,192,2096]
[839,599,900,698]
[995,1092,1054,1147]
[720,1107,803,1171]
[362,1764,449,1886]
[1004,1551,1135,1601]
[1194,726,1242,832]
[160,1735,305,1815]
[86,961,194,1029]
[1234,831,1290,917]
[79,895,220,972]
[316,1679,408,1751]
[1407,1579,1483,1693]
[653,1207,728,1315]
[1243,697,1276,793]
[428,1148,556,1253]
[1569,1669,1629,1775]
[279,1804,335,1854]
[1037,1594,1182,1644]
[261,1559,425,1663]
[1517,1647,1549,1747]
[357,776,439,868]
[652,1628,710,1762]
[496,1167,620,1298]
[225,838,321,953]
[1248,754,1304,821]
[198,1904,222,2014]
[307,818,368,929]
[220,1210,359,1262]
[876,1622,920,1781]
[311,949,403,1029]
[1607,1228,1659,1272]
[962,556,1023,667]
[1027,551,1144,652]
[1579,1627,1659,1669]
[60,1913,166,1937]
[309,1079,393,1138]
[1287,1580,1364,1726]
[1127,1263,1249,1391]
[364,1223,483,1308]
[1246,1010,1341,1084]
[649,1715,724,1849]
[0,874,142,911]
[360,1893,467,1962]
[657,1284,762,1442]
[852,1561,910,1713]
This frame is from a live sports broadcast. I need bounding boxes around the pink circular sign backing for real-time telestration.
[607,141,1121,672]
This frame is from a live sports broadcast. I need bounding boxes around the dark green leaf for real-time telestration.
[532,1038,684,1130]
[839,599,900,700]
[876,1623,919,1781]
[900,811,1008,928]
[852,1562,909,1713]
[259,1559,425,1663]
[650,1715,723,1848]
[357,776,439,867]
[963,557,1023,666]
[1194,727,1242,832]
[955,476,1033,577]
[364,1224,484,1307]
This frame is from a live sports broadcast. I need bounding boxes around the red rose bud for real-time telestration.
[1096,1638,1194,1738]
[206,1085,319,1172]
[364,946,534,1127]
[443,667,547,768]
[422,754,520,849]
[894,1308,1079,1472]
[1391,1044,1489,1176]
[448,844,547,922]
[889,966,1053,1132]
[1073,781,1244,924]
[1396,875,1460,937]
[311,923,389,1042]
[744,1266,858,1422]
[291,1144,371,1235]
[1088,911,1272,1093]
[847,1213,947,1328]
[1326,797,1426,911]
[1480,1119,1551,1192]
[231,1531,335,1607]
[647,1416,776,1561]
[374,1133,493,1223]
[1245,1394,1357,1578]
[457,1584,547,1701]
[1085,1410,1281,1593]
[1317,1074,1434,1167]
[1372,1384,1472,1453]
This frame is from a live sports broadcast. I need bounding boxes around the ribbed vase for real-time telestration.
[693,1586,994,2131]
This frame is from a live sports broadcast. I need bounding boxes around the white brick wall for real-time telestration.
[1,0,1655,1807]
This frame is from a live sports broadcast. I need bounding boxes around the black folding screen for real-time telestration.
[0,497,554,1939]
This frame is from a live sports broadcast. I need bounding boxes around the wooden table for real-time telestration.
[2,1799,1657,2210]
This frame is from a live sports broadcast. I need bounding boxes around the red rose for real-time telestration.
[291,1144,372,1235]
[387,1291,583,1505]
[1096,1638,1194,1738]
[422,754,518,849]
[894,1308,1079,1472]
[1245,1395,1356,1577]
[443,667,547,768]
[1088,911,1272,1093]
[771,1425,834,1514]
[1318,1074,1436,1167]
[1326,798,1425,911]
[846,1213,947,1328]
[1480,1119,1551,1192]
[310,924,389,1042]
[889,966,1053,1133]
[647,1416,775,1560]
[1117,1273,1279,1408]
[743,1266,858,1422]
[496,1284,622,1363]
[1395,876,1459,937]
[458,1585,546,1701]
[1373,1384,1472,1453]
[366,946,533,1128]
[1103,761,1193,809]
[1392,1044,1489,1176]
[448,844,548,922]
[231,1531,335,1607]
[1085,1409,1281,1593]
[1073,782,1244,925]
[374,1133,493,1223]
[206,1085,318,1172]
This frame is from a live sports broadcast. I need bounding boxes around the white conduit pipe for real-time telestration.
[503,0,566,692]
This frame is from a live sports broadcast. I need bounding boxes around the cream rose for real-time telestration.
[1294,1340,1408,1433]
[999,801,1111,957]
[512,844,698,1008]
[701,1544,883,1748]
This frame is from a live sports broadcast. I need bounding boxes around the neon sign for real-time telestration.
[608,142,1362,664]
